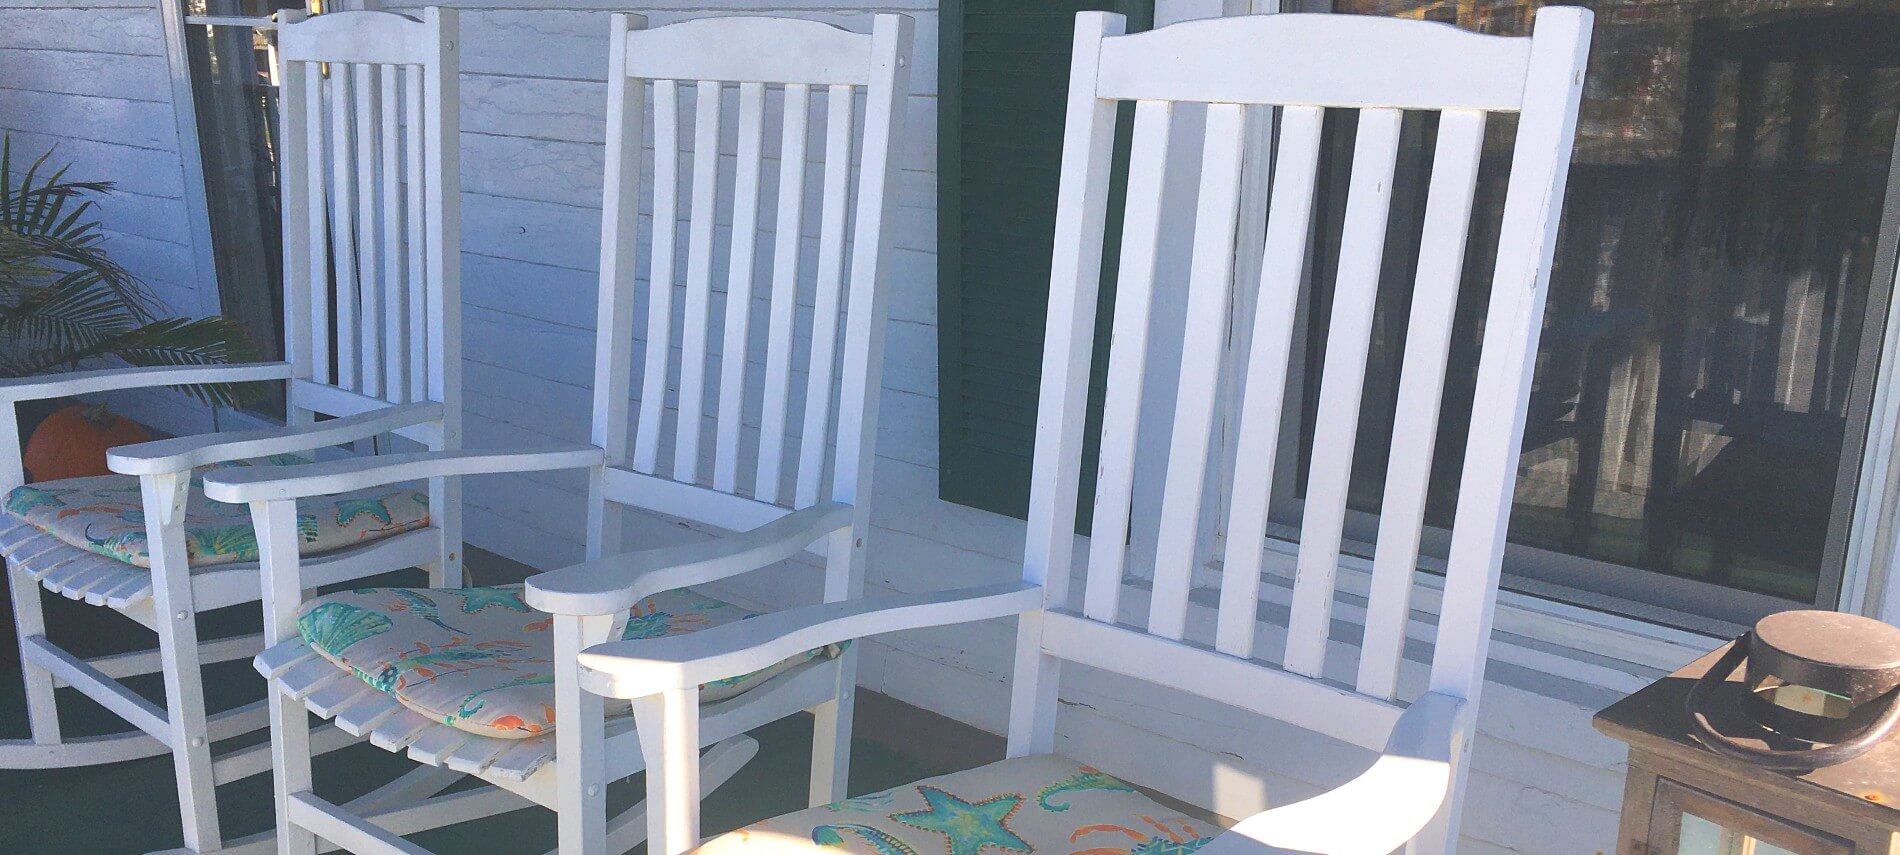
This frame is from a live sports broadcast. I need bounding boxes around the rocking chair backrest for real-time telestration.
[591,15,912,544]
[1011,9,1590,756]
[275,8,461,430]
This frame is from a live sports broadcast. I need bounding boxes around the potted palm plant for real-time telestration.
[1,135,260,481]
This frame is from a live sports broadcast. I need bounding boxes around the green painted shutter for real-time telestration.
[937,0,1153,521]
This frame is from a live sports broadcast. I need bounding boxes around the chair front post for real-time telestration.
[253,497,318,855]
[809,526,860,805]
[634,686,704,855]
[142,470,221,851]
[553,611,616,853]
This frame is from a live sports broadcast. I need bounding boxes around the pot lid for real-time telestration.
[1754,610,1900,673]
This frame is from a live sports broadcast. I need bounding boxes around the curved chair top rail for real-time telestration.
[277,8,448,66]
[620,15,884,86]
[1095,11,1561,111]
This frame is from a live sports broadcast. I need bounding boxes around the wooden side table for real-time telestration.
[1594,643,1899,854]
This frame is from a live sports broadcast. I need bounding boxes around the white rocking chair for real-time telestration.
[0,8,464,854]
[204,13,915,855]
[568,8,1591,855]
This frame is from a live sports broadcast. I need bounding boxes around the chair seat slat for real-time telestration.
[405,723,470,766]
[255,639,318,679]
[307,673,380,719]
[368,708,435,752]
[333,689,403,737]
[443,735,513,775]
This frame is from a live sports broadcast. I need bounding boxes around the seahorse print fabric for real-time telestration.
[695,754,1216,855]
[3,455,430,568]
[297,585,839,739]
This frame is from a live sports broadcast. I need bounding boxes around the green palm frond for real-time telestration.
[0,135,264,407]
[0,137,152,321]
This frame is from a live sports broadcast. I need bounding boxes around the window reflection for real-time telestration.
[1314,0,1900,608]
[184,0,302,416]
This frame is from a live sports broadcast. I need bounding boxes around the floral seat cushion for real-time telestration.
[298,585,838,739]
[695,754,1216,855]
[3,455,430,569]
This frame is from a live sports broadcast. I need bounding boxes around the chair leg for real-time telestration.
[634,687,701,855]
[268,682,319,855]
[255,498,318,855]
[143,472,222,852]
[1408,724,1473,855]
[428,474,463,588]
[8,560,61,746]
[808,648,858,806]
[554,614,612,854]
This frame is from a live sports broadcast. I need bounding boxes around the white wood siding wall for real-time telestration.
[3,1,1639,851]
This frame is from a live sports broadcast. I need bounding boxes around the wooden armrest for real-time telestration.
[201,445,604,503]
[524,502,853,617]
[107,402,442,475]
[1194,692,1468,855]
[0,362,295,404]
[573,581,1043,698]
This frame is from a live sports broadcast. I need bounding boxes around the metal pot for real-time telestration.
[1688,610,1900,771]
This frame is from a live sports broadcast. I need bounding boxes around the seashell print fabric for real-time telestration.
[3,455,430,568]
[297,585,839,739]
[696,754,1216,855]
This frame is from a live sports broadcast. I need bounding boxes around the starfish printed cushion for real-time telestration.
[3,454,430,568]
[297,585,841,738]
[695,754,1217,855]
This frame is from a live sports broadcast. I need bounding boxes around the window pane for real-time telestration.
[1679,812,1797,855]
[1308,0,1900,610]
[184,0,304,416]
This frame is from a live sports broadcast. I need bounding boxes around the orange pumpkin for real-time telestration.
[23,404,152,483]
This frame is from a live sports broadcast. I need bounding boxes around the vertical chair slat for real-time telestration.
[675,80,724,484]
[756,83,812,505]
[404,63,427,402]
[379,66,408,403]
[1432,8,1591,697]
[303,64,331,385]
[352,64,383,401]
[279,57,316,385]
[1216,105,1326,659]
[327,63,359,392]
[1357,110,1487,700]
[796,84,856,507]
[1284,107,1405,678]
[1146,103,1247,641]
[636,79,683,473]
[714,81,767,493]
[1082,99,1174,624]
